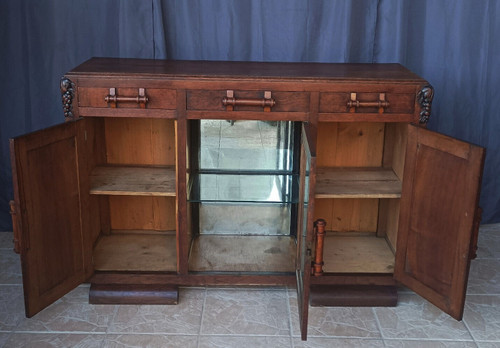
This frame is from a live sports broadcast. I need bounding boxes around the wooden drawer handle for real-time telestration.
[105,88,149,108]
[347,92,389,112]
[222,90,275,112]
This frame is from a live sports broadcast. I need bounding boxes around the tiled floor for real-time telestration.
[1,224,499,347]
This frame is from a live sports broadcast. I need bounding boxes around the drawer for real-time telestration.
[319,92,416,120]
[187,90,310,113]
[78,87,177,110]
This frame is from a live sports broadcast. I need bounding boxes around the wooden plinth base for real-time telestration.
[89,284,179,305]
[310,284,397,307]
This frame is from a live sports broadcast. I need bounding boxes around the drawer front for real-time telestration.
[319,92,416,121]
[187,90,310,113]
[78,87,177,110]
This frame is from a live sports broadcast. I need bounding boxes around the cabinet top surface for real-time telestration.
[67,57,426,82]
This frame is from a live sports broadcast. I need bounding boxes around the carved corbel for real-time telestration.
[60,77,75,120]
[418,84,434,124]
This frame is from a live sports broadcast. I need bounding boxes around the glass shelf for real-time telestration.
[188,173,298,203]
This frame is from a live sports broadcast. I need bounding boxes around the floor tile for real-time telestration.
[1,225,499,345]
[289,292,381,338]
[383,340,477,347]
[0,285,25,331]
[104,334,198,348]
[0,232,13,249]
[0,333,10,347]
[467,259,500,295]
[476,342,500,348]
[201,288,290,336]
[463,295,500,342]
[292,337,385,347]
[374,294,473,340]
[476,225,500,259]
[4,332,105,348]
[198,335,292,348]
[0,249,22,284]
[107,288,204,334]
[15,286,115,333]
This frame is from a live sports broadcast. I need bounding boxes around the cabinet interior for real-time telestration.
[90,117,178,272]
[315,121,407,274]
[187,119,299,273]
[86,117,407,275]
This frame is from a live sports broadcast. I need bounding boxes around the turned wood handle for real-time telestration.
[105,88,149,108]
[347,92,389,110]
[312,219,327,276]
[222,90,275,111]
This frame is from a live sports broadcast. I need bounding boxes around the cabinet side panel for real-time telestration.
[383,123,407,180]
[79,118,107,272]
[378,123,407,246]
[378,198,400,250]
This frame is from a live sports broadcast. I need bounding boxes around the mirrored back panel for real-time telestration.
[188,120,299,236]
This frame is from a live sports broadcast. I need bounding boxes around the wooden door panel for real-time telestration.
[296,123,317,340]
[10,120,89,317]
[395,124,485,319]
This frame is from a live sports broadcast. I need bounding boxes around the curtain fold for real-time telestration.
[157,0,378,62]
[0,0,498,230]
[0,0,158,230]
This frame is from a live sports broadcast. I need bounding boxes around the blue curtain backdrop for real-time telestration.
[0,0,499,230]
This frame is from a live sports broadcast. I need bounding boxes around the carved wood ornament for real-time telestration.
[418,84,434,124]
[60,77,75,120]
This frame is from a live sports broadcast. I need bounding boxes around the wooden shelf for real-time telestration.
[93,232,177,272]
[189,235,296,272]
[90,165,176,196]
[322,234,395,273]
[315,167,401,198]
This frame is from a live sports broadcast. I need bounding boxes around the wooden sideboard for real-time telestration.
[10,58,484,340]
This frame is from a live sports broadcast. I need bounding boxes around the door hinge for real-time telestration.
[9,200,21,254]
[469,206,483,260]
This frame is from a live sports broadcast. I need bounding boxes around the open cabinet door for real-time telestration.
[10,119,93,317]
[296,123,317,340]
[395,124,485,320]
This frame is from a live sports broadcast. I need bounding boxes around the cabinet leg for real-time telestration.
[89,284,179,305]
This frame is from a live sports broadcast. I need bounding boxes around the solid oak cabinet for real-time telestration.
[10,58,484,340]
